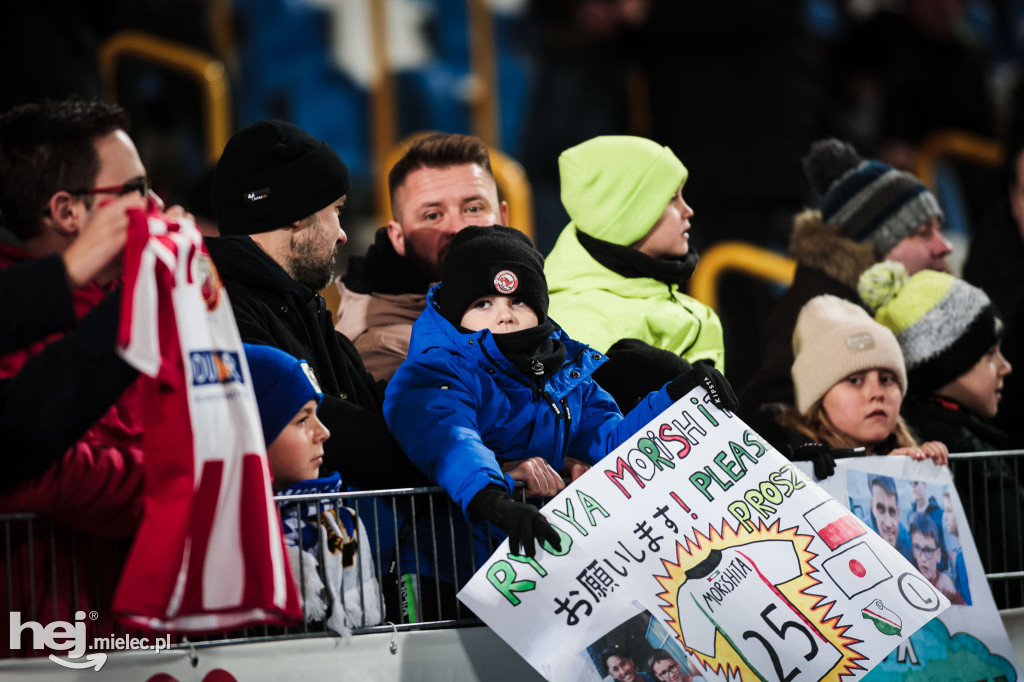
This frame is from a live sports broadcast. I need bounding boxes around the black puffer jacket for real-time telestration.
[205,235,426,489]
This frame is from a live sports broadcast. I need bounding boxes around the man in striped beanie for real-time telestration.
[739,138,951,415]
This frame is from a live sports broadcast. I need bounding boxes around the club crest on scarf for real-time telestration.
[196,252,223,311]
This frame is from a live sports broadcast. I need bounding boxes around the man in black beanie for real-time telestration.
[207,120,424,489]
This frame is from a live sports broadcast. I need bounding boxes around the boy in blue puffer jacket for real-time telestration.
[384,225,736,557]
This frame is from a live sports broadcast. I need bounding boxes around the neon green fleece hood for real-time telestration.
[558,135,688,245]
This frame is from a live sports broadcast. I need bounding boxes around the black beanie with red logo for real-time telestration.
[438,225,549,327]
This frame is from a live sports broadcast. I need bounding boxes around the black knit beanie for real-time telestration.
[438,225,548,327]
[211,120,350,235]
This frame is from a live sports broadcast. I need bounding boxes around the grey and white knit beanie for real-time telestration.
[804,139,944,257]
[859,261,1002,395]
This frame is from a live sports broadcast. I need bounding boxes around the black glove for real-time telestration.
[791,442,836,480]
[469,486,562,557]
[667,359,739,413]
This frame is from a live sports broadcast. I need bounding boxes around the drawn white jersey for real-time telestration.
[114,209,300,632]
[676,540,842,682]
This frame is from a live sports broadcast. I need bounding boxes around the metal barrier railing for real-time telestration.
[4,451,1023,658]
[948,450,1024,611]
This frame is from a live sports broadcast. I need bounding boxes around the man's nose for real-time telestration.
[336,226,347,245]
[930,230,953,255]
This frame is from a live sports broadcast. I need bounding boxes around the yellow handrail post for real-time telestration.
[466,0,499,147]
[914,130,1005,191]
[689,241,797,311]
[369,0,398,188]
[99,30,232,165]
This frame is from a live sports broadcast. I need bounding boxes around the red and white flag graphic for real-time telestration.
[804,499,867,550]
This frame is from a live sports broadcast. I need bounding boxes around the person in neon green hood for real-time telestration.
[545,135,725,371]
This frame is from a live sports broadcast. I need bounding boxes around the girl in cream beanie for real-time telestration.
[774,295,947,463]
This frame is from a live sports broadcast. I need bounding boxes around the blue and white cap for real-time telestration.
[244,343,323,446]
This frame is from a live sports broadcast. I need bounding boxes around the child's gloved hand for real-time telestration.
[789,443,867,479]
[791,442,836,479]
[667,359,739,412]
[469,486,562,557]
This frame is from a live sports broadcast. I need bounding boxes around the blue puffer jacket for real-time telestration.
[384,285,676,515]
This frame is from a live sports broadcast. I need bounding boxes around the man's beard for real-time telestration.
[287,224,337,291]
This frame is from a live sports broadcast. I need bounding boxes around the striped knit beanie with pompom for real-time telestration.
[858,261,1003,395]
[803,139,943,257]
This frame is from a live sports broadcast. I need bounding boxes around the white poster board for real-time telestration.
[459,389,949,681]
[801,456,1021,682]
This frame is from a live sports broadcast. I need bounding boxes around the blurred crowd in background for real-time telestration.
[4,0,1024,388]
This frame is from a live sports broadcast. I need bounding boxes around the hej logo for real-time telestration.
[10,610,107,670]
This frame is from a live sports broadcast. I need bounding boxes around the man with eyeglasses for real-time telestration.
[910,511,965,605]
[0,97,192,488]
[0,97,190,636]
[647,649,702,682]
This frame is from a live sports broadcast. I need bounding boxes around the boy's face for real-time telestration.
[936,342,1012,419]
[460,294,538,334]
[632,184,693,259]
[943,494,958,536]
[911,530,940,580]
[268,399,330,490]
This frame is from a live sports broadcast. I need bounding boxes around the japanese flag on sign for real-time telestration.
[113,206,301,632]
[821,541,892,599]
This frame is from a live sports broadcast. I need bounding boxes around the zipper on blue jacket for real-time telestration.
[560,397,572,445]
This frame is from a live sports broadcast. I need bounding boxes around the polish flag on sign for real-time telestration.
[804,499,866,550]
[821,541,893,599]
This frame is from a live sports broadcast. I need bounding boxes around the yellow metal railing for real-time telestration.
[689,241,797,311]
[914,130,1005,191]
[99,30,232,165]
[376,133,534,241]
[367,1,502,178]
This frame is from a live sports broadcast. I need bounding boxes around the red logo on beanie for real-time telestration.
[494,270,518,294]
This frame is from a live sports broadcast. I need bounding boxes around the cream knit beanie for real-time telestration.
[791,295,907,414]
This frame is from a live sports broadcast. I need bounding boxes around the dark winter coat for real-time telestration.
[0,245,138,484]
[205,235,426,489]
[737,211,877,416]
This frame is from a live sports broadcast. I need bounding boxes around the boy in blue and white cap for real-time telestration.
[246,342,330,491]
[245,343,382,632]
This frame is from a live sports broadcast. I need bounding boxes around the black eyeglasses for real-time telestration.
[43,177,151,216]
[67,177,151,199]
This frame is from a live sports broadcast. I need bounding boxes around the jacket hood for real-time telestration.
[788,209,878,291]
[412,284,603,398]
[559,136,687,245]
